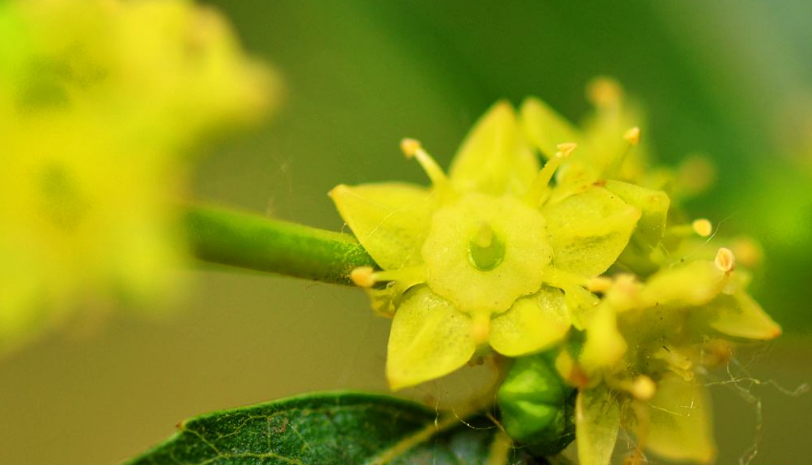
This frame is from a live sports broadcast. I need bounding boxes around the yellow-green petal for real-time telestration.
[520,97,583,159]
[576,386,621,465]
[705,292,782,340]
[330,182,433,270]
[645,374,716,464]
[449,101,539,196]
[640,261,724,308]
[604,180,670,273]
[542,186,641,277]
[490,286,570,357]
[386,287,475,390]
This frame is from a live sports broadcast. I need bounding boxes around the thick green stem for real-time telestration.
[183,204,377,285]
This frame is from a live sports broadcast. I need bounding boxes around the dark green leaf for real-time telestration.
[125,392,540,465]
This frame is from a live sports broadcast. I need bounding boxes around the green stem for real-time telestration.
[182,204,377,285]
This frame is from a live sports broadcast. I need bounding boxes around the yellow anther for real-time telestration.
[692,218,713,237]
[400,138,421,158]
[399,138,450,189]
[631,375,656,401]
[624,126,641,146]
[677,154,716,196]
[350,266,376,288]
[350,266,427,289]
[731,236,763,268]
[587,276,613,293]
[606,274,639,311]
[714,247,736,273]
[556,142,578,158]
[587,77,623,108]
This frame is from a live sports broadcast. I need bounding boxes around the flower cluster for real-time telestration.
[331,79,780,464]
[0,0,277,352]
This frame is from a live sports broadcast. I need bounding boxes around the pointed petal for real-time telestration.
[580,303,627,371]
[705,292,782,340]
[640,261,725,308]
[542,186,641,277]
[330,182,433,270]
[604,180,670,271]
[645,374,716,464]
[520,97,583,159]
[386,287,475,390]
[449,101,539,196]
[490,286,571,357]
[576,386,621,465]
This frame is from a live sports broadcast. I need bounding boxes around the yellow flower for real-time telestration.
[0,0,277,352]
[569,252,780,465]
[331,100,647,389]
[512,79,782,465]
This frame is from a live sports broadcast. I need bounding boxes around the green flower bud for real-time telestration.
[497,350,576,455]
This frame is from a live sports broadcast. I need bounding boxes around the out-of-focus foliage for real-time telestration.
[0,0,277,353]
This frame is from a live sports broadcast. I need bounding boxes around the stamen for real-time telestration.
[667,220,714,238]
[400,138,450,189]
[587,77,623,109]
[350,267,377,288]
[556,142,578,157]
[606,274,639,310]
[587,276,613,293]
[624,126,641,146]
[714,247,736,273]
[654,346,695,381]
[607,127,640,178]
[631,375,656,400]
[731,236,763,268]
[692,218,713,237]
[523,142,577,206]
[349,266,427,288]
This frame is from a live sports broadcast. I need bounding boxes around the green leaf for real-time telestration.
[124,392,537,465]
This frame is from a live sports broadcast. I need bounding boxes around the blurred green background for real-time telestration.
[1,1,811,464]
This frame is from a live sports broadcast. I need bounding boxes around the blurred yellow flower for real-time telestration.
[0,0,278,352]
[331,99,649,390]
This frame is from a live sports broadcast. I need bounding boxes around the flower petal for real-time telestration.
[330,182,433,270]
[640,261,724,308]
[542,186,641,277]
[386,287,475,390]
[604,180,670,273]
[576,386,621,465]
[520,97,583,159]
[704,292,782,340]
[449,101,539,196]
[490,286,570,357]
[645,374,716,464]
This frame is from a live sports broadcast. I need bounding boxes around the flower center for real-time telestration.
[468,222,504,271]
[422,193,552,314]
